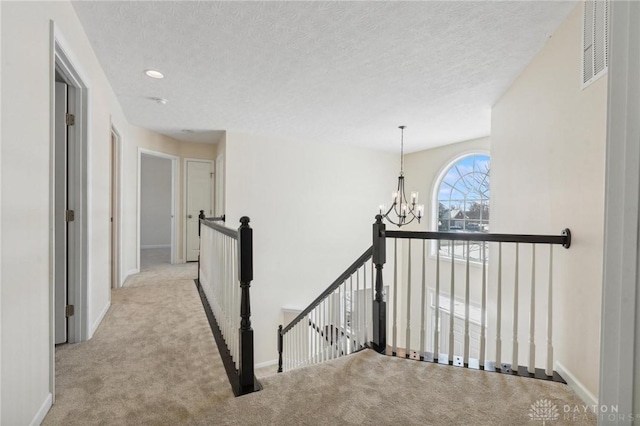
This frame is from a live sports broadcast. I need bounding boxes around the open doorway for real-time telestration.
[52,35,89,347]
[137,149,178,271]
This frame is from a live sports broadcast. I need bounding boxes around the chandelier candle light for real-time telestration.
[379,126,425,227]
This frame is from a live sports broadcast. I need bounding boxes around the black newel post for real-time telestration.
[238,217,254,390]
[277,325,283,373]
[372,215,387,353]
[197,210,205,284]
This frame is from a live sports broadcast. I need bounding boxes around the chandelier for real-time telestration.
[379,126,424,227]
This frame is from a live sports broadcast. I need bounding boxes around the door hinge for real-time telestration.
[65,210,75,222]
[210,172,214,178]
[66,113,75,126]
[65,305,75,318]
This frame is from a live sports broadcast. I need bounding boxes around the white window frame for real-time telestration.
[430,150,491,264]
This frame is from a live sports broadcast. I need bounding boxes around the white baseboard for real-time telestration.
[255,359,278,369]
[124,268,139,280]
[556,362,597,406]
[140,244,170,249]
[90,301,111,338]
[29,392,52,426]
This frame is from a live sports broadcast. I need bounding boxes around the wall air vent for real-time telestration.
[582,0,609,89]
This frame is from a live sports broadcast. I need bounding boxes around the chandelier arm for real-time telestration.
[383,204,396,218]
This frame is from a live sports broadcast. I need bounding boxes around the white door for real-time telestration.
[186,160,213,261]
[54,82,68,344]
[215,155,224,217]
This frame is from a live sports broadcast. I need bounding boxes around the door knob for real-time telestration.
[188,214,193,218]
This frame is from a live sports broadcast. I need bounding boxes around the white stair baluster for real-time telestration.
[496,242,503,369]
[321,299,326,363]
[512,243,520,372]
[364,260,369,345]
[529,244,536,374]
[464,241,470,366]
[434,242,441,361]
[334,287,342,358]
[393,239,398,355]
[449,240,455,363]
[420,240,427,359]
[406,240,412,358]
[342,282,347,356]
[546,245,554,377]
[480,242,487,368]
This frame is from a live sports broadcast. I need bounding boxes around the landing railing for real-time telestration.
[278,247,374,372]
[278,215,572,382]
[197,212,260,395]
[374,215,571,381]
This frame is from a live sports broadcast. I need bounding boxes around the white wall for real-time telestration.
[1,1,129,424]
[140,155,172,248]
[223,131,398,364]
[491,3,607,401]
[0,1,4,421]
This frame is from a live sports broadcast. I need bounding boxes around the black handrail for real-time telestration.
[200,217,239,239]
[205,214,226,222]
[384,229,571,248]
[281,246,373,335]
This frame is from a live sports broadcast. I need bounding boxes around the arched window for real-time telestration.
[435,153,490,260]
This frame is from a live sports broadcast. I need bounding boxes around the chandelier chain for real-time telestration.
[399,125,405,176]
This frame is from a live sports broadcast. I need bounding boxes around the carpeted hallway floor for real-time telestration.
[43,251,596,425]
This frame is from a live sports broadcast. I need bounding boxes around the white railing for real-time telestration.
[381,223,570,380]
[278,248,374,372]
[200,224,240,368]
[276,216,570,382]
[197,215,258,395]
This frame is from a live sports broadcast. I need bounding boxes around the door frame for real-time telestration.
[137,148,179,269]
[183,158,215,263]
[599,0,640,418]
[110,123,123,288]
[49,22,91,400]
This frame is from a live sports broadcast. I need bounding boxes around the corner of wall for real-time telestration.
[28,393,52,426]
[556,362,598,406]
[0,0,4,421]
[89,301,111,338]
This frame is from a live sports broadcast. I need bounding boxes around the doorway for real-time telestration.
[184,159,214,262]
[53,77,73,345]
[52,42,89,346]
[137,149,178,270]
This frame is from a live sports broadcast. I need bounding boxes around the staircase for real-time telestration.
[278,215,571,384]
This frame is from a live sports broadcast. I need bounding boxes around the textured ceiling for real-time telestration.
[72,1,576,152]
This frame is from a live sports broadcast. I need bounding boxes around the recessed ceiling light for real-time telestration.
[181,129,195,134]
[148,97,168,105]
[144,69,164,79]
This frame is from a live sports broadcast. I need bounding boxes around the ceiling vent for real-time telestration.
[582,0,609,88]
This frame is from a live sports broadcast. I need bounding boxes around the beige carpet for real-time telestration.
[124,248,197,287]
[43,259,595,426]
